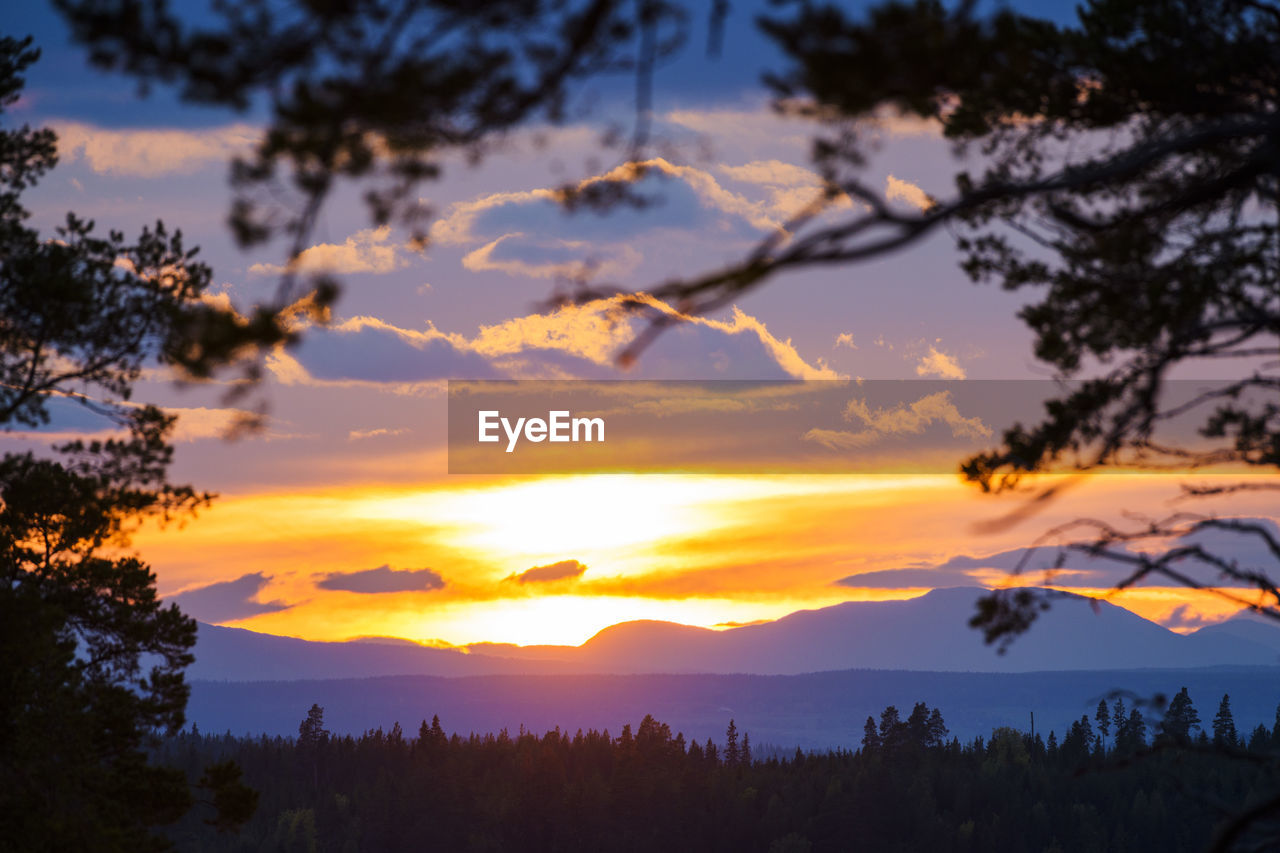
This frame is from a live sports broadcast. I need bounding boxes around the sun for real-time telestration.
[347,472,954,582]
[350,474,748,569]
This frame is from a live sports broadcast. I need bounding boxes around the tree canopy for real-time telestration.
[151,702,1280,852]
[723,0,1280,647]
[0,37,257,849]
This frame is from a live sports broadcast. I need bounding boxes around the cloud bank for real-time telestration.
[506,559,588,585]
[53,121,258,176]
[316,566,447,594]
[250,226,413,276]
[803,390,992,450]
[171,572,291,623]
[271,293,843,389]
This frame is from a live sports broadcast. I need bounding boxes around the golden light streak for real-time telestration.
[130,470,1280,647]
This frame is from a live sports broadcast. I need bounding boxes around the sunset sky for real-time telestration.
[7,0,1277,648]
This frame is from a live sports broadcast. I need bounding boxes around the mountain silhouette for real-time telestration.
[189,587,1280,680]
[1188,610,1280,655]
[570,587,1280,673]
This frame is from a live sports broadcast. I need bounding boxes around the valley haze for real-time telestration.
[189,588,1280,748]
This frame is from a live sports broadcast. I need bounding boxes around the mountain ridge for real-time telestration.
[190,587,1280,681]
[186,666,1280,748]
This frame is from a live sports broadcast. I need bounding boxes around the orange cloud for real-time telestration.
[432,157,812,252]
[716,159,852,221]
[347,427,410,440]
[249,226,413,276]
[316,565,446,594]
[916,346,966,379]
[680,305,845,380]
[269,293,842,386]
[0,402,274,444]
[53,121,258,176]
[845,391,991,439]
[886,174,935,211]
[506,559,588,585]
[663,105,941,150]
[801,427,881,450]
[462,234,642,280]
[661,107,814,152]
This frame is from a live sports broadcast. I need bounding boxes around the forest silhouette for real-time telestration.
[6,0,1280,849]
[161,695,1280,852]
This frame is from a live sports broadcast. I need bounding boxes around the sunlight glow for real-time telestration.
[347,473,953,571]
[133,470,1280,647]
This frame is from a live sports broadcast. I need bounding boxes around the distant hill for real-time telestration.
[190,587,1280,681]
[186,666,1280,749]
[1189,611,1280,654]
[190,623,576,681]
[569,587,1280,673]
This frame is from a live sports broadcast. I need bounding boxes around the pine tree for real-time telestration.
[618,724,634,753]
[0,38,262,848]
[1061,716,1095,764]
[1112,698,1127,746]
[741,733,752,766]
[1213,694,1238,747]
[1095,700,1111,746]
[927,708,949,748]
[879,706,903,751]
[419,714,446,750]
[725,719,740,766]
[299,704,329,748]
[1079,715,1094,743]
[297,703,328,796]
[1125,709,1147,751]
[861,716,881,753]
[906,702,931,746]
[1159,687,1202,744]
